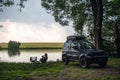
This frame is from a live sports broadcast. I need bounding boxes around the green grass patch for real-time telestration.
[0,62,64,80]
[0,58,120,80]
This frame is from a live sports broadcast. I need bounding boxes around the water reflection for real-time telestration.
[21,49,62,52]
[8,49,20,57]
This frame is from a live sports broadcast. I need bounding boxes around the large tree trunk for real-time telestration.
[90,0,104,50]
[115,24,120,56]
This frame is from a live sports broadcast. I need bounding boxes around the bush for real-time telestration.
[8,40,21,50]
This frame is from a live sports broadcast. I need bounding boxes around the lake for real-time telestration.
[0,49,62,63]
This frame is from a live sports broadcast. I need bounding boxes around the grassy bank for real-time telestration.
[0,42,64,49]
[0,57,120,80]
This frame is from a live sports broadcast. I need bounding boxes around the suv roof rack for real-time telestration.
[67,35,85,40]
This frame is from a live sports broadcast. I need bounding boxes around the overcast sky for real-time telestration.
[0,0,75,42]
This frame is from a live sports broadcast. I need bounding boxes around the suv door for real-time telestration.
[63,40,72,59]
[69,41,80,61]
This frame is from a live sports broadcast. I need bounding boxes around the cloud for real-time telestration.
[0,0,55,24]
[0,20,75,42]
[0,0,75,43]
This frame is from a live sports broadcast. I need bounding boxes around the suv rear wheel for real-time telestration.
[80,57,89,68]
[62,56,69,65]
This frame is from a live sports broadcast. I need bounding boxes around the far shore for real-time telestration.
[0,42,64,49]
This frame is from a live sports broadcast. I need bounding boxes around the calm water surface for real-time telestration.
[0,49,62,63]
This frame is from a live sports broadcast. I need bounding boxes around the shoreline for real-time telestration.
[0,42,64,49]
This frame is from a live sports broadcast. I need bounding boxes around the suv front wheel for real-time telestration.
[80,57,89,68]
[62,56,69,65]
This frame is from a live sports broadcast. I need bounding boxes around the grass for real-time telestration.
[0,42,64,49]
[0,57,120,80]
[0,62,64,80]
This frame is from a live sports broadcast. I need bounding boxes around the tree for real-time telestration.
[8,40,21,50]
[41,0,104,50]
[112,1,120,55]
[90,0,104,50]
[103,0,120,55]
[42,0,87,34]
[0,0,27,12]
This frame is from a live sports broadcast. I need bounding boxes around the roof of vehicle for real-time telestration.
[67,35,85,40]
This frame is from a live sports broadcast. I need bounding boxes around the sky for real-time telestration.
[0,0,75,43]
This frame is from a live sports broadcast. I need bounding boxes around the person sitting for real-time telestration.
[40,53,48,63]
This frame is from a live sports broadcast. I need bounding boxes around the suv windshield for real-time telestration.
[79,41,95,49]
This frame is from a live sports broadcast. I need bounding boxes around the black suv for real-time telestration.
[62,35,108,68]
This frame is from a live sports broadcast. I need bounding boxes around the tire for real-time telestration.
[80,57,89,68]
[99,61,107,68]
[62,56,69,65]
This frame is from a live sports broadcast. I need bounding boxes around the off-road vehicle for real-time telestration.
[62,35,108,68]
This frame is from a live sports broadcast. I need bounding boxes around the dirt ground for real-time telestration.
[23,64,120,80]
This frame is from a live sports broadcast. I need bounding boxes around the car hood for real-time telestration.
[81,49,105,56]
[84,49,104,53]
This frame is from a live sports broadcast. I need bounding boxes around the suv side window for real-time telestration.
[63,40,72,51]
[70,41,80,50]
[70,42,74,50]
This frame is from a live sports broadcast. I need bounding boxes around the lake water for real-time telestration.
[0,49,62,63]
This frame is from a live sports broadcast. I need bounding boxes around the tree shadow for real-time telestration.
[68,62,112,69]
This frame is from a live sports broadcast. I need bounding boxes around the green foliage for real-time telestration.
[41,0,106,50]
[103,0,120,54]
[41,0,120,52]
[41,0,88,34]
[0,0,27,12]
[104,40,115,53]
[8,40,21,50]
